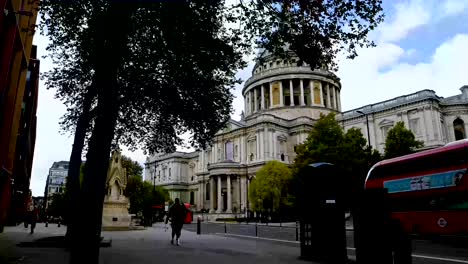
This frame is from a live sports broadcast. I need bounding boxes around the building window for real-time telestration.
[454,118,466,140]
[382,126,392,139]
[225,141,234,161]
[206,183,210,200]
[409,118,420,135]
[169,168,171,178]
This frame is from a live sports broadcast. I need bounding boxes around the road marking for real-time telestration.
[217,234,468,263]
[215,233,300,244]
[411,254,468,263]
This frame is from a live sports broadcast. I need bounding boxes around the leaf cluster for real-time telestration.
[384,121,424,159]
[293,113,382,192]
[39,1,249,154]
[249,161,294,212]
[232,0,384,71]
[124,176,169,216]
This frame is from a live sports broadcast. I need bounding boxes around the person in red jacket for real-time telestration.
[165,198,187,246]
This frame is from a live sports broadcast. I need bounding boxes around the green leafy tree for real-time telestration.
[249,161,293,212]
[236,0,385,71]
[120,156,143,178]
[124,177,169,226]
[293,113,382,202]
[384,121,424,159]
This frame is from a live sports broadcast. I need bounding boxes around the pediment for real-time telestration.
[378,119,394,127]
[215,119,244,135]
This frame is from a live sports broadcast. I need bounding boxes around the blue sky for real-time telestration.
[30,0,468,196]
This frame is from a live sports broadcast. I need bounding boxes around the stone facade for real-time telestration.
[44,161,68,209]
[339,86,468,153]
[145,51,468,218]
[102,151,131,230]
[145,51,341,217]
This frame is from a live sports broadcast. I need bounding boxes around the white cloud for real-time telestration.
[441,0,468,16]
[378,0,431,43]
[338,34,468,111]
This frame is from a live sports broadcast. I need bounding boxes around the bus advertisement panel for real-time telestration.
[365,139,468,236]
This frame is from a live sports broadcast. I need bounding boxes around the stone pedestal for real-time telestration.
[102,198,131,231]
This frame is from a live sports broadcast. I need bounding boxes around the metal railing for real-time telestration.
[194,219,300,242]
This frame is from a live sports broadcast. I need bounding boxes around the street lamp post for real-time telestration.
[357,110,370,147]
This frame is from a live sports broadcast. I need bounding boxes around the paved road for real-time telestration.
[184,222,468,264]
[1,223,306,264]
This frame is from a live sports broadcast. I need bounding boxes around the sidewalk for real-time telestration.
[0,223,311,264]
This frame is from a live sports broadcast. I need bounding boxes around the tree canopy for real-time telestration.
[124,176,169,224]
[120,156,143,178]
[235,0,384,71]
[249,161,293,212]
[384,121,424,159]
[293,113,382,193]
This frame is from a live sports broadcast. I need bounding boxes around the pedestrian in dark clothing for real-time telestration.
[29,209,38,234]
[165,198,187,246]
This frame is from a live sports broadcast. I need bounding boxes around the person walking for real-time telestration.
[165,198,187,246]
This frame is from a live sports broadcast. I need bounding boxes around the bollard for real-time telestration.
[255,222,258,237]
[295,221,299,241]
[45,221,48,227]
[197,216,201,235]
[224,221,227,233]
[58,220,61,228]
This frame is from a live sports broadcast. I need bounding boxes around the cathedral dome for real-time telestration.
[243,51,341,120]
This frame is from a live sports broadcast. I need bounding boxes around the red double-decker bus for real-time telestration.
[365,139,468,236]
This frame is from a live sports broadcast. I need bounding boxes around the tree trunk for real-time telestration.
[65,86,95,243]
[69,4,134,264]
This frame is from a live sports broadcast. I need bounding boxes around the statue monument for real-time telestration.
[102,151,131,230]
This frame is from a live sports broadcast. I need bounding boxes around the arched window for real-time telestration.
[225,141,234,161]
[454,118,466,140]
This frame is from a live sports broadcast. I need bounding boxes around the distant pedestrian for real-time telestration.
[165,198,187,246]
[29,208,38,234]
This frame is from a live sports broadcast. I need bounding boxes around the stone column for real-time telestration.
[226,175,232,213]
[300,79,305,105]
[240,176,246,212]
[216,176,222,213]
[261,84,265,110]
[244,92,249,115]
[254,87,258,112]
[237,176,241,212]
[209,177,215,213]
[336,88,341,111]
[272,130,277,159]
[327,84,331,109]
[246,177,251,210]
[279,81,284,106]
[332,86,337,109]
[269,82,273,109]
[309,80,313,106]
[320,83,324,106]
[289,79,294,106]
